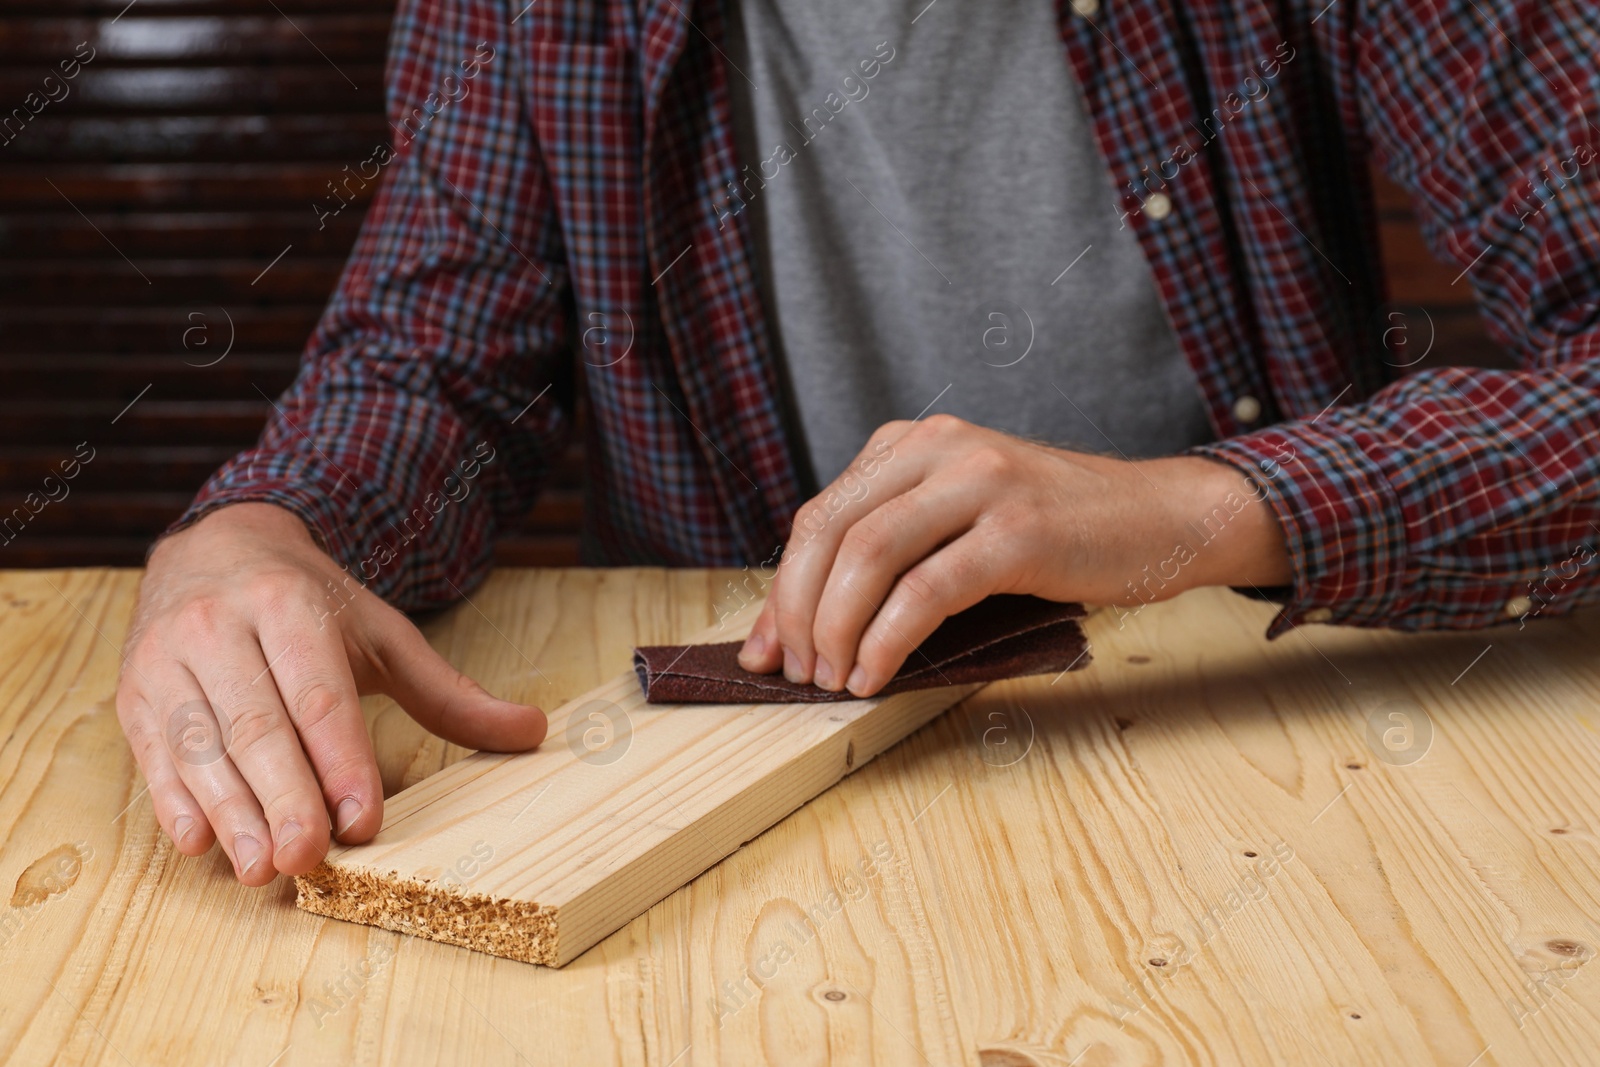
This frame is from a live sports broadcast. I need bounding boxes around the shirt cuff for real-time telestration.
[1189,421,1412,637]
[155,453,365,584]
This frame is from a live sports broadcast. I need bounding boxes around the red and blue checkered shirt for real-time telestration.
[173,0,1600,636]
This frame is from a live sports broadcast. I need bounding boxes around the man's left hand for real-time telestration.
[737,414,1293,696]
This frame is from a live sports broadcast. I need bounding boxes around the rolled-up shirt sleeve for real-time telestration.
[1193,0,1600,635]
[163,0,571,612]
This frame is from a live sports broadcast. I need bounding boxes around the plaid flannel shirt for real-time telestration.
[172,0,1600,636]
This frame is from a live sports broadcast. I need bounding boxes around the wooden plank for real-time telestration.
[4,569,1600,1063]
[295,600,985,966]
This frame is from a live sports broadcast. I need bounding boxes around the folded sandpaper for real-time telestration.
[633,594,1091,704]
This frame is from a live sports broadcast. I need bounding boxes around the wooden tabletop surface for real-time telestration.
[3,567,1599,1066]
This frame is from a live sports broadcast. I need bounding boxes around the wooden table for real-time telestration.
[4,567,1599,1066]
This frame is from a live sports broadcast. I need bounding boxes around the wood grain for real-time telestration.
[3,567,1600,1066]
[295,599,983,966]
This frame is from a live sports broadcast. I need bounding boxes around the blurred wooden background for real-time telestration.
[0,0,1504,569]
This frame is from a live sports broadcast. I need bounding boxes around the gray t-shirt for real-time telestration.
[721,0,1214,490]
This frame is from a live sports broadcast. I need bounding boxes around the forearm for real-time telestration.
[1193,359,1600,633]
[1267,0,1600,631]
[177,377,516,611]
[1126,454,1294,594]
[167,0,573,611]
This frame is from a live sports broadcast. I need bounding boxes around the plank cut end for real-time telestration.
[294,864,560,965]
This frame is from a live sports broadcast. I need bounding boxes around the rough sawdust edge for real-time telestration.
[294,863,560,966]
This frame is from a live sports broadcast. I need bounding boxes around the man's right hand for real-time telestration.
[116,502,548,886]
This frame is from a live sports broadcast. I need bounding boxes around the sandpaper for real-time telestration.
[633,594,1091,704]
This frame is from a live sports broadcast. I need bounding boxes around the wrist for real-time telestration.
[151,501,318,569]
[1135,454,1293,593]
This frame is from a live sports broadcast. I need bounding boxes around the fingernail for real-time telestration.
[783,646,803,683]
[335,797,363,836]
[846,664,869,695]
[277,818,304,852]
[813,656,836,690]
[234,833,264,875]
[173,815,194,844]
[740,631,767,665]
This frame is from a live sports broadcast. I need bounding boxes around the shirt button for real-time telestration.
[1143,191,1172,220]
[1071,0,1099,15]
[1304,607,1333,624]
[1232,395,1262,423]
[1504,595,1533,618]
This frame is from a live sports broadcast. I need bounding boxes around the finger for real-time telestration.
[157,671,277,885]
[809,480,981,691]
[846,533,1000,697]
[116,682,216,856]
[772,423,921,684]
[365,608,548,753]
[737,567,783,673]
[255,609,384,846]
[189,641,332,875]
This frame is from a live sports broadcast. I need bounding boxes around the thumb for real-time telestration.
[369,611,548,752]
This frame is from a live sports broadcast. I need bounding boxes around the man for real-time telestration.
[116,0,1600,886]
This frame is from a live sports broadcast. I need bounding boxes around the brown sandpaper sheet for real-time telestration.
[633,594,1091,704]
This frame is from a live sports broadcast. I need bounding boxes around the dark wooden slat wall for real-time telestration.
[0,0,582,567]
[0,1,1505,569]
[1371,176,1512,373]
